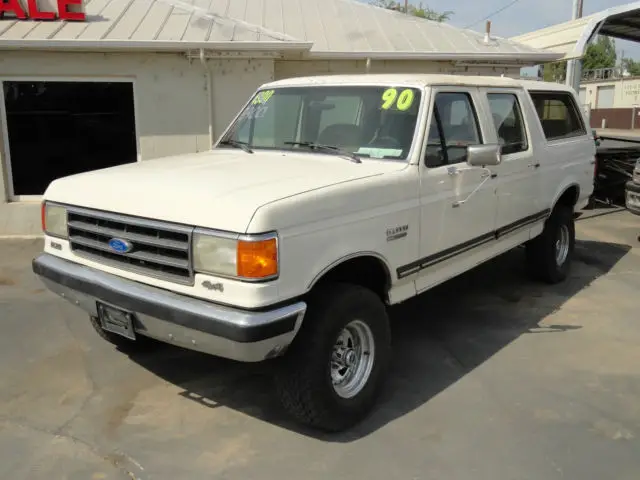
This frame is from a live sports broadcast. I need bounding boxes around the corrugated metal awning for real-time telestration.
[511,1,640,60]
[0,0,561,63]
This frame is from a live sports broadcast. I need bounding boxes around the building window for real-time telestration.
[529,91,586,141]
[487,93,528,155]
[2,81,137,198]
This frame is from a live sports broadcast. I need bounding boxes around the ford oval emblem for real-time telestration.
[108,238,134,254]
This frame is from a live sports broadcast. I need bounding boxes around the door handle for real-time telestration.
[481,172,498,179]
[528,163,541,169]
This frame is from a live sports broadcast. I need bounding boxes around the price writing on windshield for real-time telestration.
[381,88,415,111]
[239,105,269,120]
[252,89,275,105]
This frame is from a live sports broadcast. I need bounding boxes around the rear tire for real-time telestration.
[275,283,391,432]
[526,204,575,284]
[89,316,160,352]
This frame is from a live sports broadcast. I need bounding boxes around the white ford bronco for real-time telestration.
[33,74,596,432]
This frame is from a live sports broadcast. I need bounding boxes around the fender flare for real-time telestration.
[306,251,393,292]
[551,181,581,212]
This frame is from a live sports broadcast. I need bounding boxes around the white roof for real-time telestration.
[264,73,574,91]
[511,1,640,60]
[0,0,561,62]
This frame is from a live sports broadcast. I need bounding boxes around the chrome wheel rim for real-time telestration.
[555,224,570,267]
[331,320,375,399]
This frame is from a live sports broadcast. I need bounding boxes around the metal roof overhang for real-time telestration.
[305,51,562,64]
[511,1,640,60]
[0,39,313,55]
[0,39,561,65]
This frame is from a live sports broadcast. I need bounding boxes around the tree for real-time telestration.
[542,62,566,82]
[372,0,453,22]
[582,35,617,71]
[622,58,640,77]
[539,36,617,83]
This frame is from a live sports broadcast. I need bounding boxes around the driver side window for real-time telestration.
[425,92,482,167]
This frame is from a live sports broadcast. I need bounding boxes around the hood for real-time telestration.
[44,149,406,232]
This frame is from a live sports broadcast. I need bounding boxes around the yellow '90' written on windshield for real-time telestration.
[381,88,415,111]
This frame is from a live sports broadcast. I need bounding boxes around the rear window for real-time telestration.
[528,91,586,141]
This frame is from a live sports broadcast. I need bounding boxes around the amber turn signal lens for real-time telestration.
[237,237,278,279]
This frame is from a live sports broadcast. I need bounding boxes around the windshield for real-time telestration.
[218,85,422,160]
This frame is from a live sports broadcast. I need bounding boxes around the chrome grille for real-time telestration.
[67,207,194,284]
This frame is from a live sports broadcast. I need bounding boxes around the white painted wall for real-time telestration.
[208,58,274,140]
[0,50,214,233]
[0,52,278,233]
[275,60,521,79]
[0,50,211,192]
[581,78,640,109]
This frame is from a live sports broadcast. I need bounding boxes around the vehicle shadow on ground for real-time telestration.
[125,239,631,442]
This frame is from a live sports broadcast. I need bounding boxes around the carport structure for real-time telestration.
[512,1,640,90]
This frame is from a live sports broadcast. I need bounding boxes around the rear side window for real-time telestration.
[487,93,528,155]
[529,91,586,141]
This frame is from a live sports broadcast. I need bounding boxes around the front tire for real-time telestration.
[275,283,391,432]
[526,204,575,284]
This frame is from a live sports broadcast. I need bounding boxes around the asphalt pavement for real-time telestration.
[0,208,639,480]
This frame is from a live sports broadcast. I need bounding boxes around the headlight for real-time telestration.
[42,202,68,238]
[193,231,278,280]
[635,158,640,171]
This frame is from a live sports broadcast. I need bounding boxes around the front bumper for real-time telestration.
[32,254,306,362]
[626,181,640,216]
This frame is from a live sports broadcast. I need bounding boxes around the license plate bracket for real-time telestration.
[97,302,137,340]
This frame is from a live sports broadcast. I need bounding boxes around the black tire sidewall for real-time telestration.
[547,206,575,279]
[528,205,575,283]
[277,284,391,431]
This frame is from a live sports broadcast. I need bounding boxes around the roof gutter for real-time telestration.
[0,39,314,53]
[305,50,564,63]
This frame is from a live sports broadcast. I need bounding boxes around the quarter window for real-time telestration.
[529,91,586,141]
[425,92,482,167]
[487,93,528,155]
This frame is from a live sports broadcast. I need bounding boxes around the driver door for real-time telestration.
[415,88,499,292]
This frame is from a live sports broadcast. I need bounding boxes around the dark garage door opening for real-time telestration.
[2,80,137,197]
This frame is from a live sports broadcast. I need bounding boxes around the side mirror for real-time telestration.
[467,144,502,167]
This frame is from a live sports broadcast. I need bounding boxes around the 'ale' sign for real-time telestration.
[0,0,86,21]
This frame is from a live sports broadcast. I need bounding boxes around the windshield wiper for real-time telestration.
[284,141,362,164]
[218,139,254,154]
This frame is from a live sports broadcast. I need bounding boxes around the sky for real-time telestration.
[403,0,640,60]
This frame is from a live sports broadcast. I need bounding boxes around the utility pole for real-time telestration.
[404,0,409,13]
[565,0,584,92]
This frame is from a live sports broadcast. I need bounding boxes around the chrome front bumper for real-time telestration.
[32,254,307,362]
